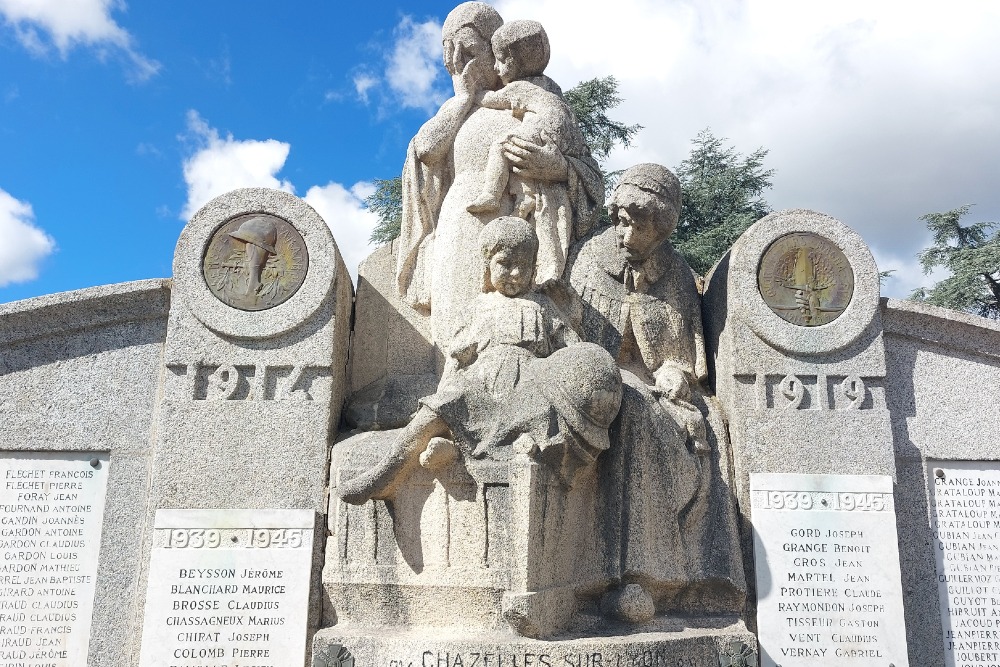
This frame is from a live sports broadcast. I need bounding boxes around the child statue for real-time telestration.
[466,20,589,287]
[339,217,622,504]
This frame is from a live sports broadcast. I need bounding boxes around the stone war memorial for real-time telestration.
[2,3,1000,667]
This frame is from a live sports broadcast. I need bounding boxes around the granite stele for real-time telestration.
[2,4,1000,667]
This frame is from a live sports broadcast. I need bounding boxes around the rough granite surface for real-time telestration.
[882,297,1000,667]
[8,22,1000,666]
[702,209,894,631]
[0,279,170,667]
[4,210,1000,667]
[345,239,439,431]
[313,621,756,667]
[130,187,353,666]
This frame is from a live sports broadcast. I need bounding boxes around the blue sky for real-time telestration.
[3,0,1000,304]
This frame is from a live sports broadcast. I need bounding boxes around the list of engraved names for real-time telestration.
[0,451,110,666]
[751,473,909,667]
[930,462,1000,667]
[138,509,313,667]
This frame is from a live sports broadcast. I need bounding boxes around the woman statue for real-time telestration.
[395,1,604,347]
[568,163,746,621]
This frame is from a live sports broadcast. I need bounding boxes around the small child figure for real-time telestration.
[651,364,711,456]
[338,217,581,503]
[467,20,584,286]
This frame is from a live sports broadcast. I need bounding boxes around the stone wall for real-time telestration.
[5,220,1000,665]
[882,298,1000,666]
[0,279,170,667]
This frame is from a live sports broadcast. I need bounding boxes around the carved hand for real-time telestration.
[652,365,691,402]
[451,55,487,99]
[443,38,473,78]
[503,133,569,182]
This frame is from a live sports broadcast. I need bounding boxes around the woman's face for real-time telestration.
[612,185,673,264]
[614,204,667,264]
[443,26,496,83]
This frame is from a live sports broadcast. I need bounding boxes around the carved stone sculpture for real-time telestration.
[319,4,747,654]
[394,1,604,345]
[339,217,622,504]
[568,163,747,617]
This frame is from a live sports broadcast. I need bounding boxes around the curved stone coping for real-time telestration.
[0,279,171,347]
[882,297,1000,359]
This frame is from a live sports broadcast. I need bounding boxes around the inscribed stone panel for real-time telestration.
[752,473,908,667]
[0,451,110,666]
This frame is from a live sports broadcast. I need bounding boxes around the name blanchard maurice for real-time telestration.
[165,568,286,628]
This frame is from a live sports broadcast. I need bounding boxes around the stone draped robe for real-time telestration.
[568,226,746,611]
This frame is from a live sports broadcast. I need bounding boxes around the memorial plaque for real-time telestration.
[751,473,908,666]
[0,451,110,666]
[757,232,854,326]
[138,509,313,667]
[928,461,1000,667]
[202,213,309,312]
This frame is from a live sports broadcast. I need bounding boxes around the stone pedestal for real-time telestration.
[703,209,896,636]
[133,188,353,664]
[313,622,757,667]
[324,438,603,639]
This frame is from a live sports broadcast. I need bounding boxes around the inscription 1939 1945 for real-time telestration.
[138,509,314,667]
[751,474,909,667]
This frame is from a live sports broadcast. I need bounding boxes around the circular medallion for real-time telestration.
[757,232,854,327]
[202,213,309,311]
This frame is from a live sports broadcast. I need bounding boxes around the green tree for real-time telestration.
[563,75,641,185]
[909,205,1000,319]
[365,177,403,245]
[674,129,774,275]
[365,75,641,244]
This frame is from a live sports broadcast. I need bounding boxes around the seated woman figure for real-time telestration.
[568,163,746,621]
[339,217,622,505]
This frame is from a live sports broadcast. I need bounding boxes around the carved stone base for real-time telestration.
[312,618,757,667]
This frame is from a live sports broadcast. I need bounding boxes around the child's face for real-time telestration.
[489,245,533,297]
[493,43,520,85]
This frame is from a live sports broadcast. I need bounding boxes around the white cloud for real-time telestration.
[385,16,448,111]
[0,188,55,287]
[491,0,1000,298]
[304,182,379,284]
[353,73,379,104]
[180,111,295,220]
[353,15,447,112]
[177,112,377,282]
[872,245,949,301]
[0,0,159,81]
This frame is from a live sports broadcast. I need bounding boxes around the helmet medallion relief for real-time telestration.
[202,213,309,311]
[756,232,854,327]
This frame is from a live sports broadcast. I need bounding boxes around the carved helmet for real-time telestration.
[229,216,277,254]
[538,342,623,455]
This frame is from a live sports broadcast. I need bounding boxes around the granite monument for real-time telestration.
[1,3,1000,667]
